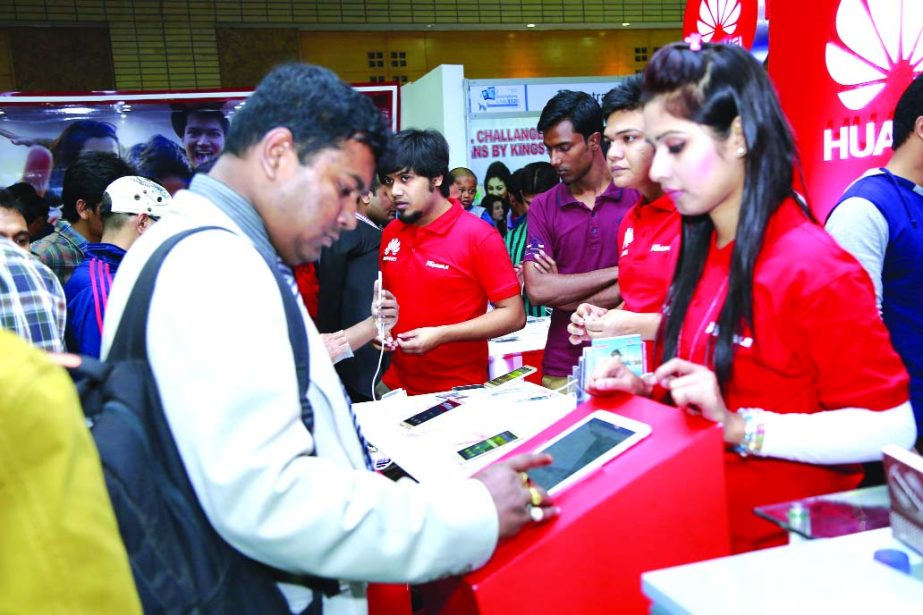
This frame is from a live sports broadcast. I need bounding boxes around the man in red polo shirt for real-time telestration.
[379,129,524,395]
[568,76,681,367]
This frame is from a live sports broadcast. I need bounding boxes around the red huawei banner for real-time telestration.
[770,0,923,219]
[683,0,760,49]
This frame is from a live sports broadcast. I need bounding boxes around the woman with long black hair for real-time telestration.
[589,40,916,553]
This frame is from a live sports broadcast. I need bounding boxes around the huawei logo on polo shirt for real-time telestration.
[623,227,634,249]
[383,238,400,262]
[621,227,634,257]
[825,0,923,111]
[695,0,741,42]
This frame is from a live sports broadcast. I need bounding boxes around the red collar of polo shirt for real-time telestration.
[644,193,677,213]
[415,200,464,235]
[553,181,623,208]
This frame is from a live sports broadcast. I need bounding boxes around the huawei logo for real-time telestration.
[384,238,401,256]
[695,0,740,42]
[826,0,923,111]
[623,227,634,249]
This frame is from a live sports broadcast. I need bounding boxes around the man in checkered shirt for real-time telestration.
[0,236,66,352]
[32,152,134,286]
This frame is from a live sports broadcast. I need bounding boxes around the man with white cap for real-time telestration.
[64,176,172,356]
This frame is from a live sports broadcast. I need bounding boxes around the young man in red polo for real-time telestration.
[523,90,639,390]
[379,129,525,395]
[567,76,681,366]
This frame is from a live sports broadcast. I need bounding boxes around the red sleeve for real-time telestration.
[796,267,909,411]
[472,228,521,303]
[294,263,319,319]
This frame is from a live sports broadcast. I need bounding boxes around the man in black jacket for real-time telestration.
[316,177,393,401]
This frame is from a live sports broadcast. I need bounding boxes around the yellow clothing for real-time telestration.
[0,331,141,614]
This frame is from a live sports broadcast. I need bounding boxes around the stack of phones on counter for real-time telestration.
[574,334,647,402]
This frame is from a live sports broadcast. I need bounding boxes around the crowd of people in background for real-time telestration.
[2,40,921,613]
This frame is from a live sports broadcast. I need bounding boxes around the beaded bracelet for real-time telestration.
[733,409,765,457]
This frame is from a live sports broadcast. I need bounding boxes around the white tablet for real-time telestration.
[526,410,651,496]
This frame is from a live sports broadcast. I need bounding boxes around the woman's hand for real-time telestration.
[585,308,640,339]
[568,303,609,345]
[653,358,733,427]
[586,355,653,397]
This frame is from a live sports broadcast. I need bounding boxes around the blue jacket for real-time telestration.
[833,170,923,428]
[64,243,126,357]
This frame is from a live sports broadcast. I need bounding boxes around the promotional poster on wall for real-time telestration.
[0,84,398,204]
[465,77,623,186]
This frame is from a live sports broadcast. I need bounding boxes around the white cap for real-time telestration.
[104,176,173,217]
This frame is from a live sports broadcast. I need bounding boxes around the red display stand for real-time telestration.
[403,393,730,615]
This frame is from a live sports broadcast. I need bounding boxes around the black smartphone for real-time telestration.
[400,398,463,428]
[456,431,519,462]
[452,383,486,392]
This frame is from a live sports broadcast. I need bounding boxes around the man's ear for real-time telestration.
[587,131,602,150]
[259,127,296,181]
[912,115,923,141]
[433,174,444,189]
[135,213,151,236]
[75,199,92,220]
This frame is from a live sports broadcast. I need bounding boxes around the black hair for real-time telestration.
[224,63,390,168]
[6,182,48,225]
[602,75,644,117]
[50,120,119,173]
[507,168,523,201]
[644,42,802,389]
[171,106,230,139]
[537,90,604,141]
[0,188,28,228]
[892,72,923,150]
[484,161,512,193]
[518,161,559,197]
[378,128,451,197]
[128,134,194,187]
[0,188,22,211]
[60,152,136,223]
[480,193,509,237]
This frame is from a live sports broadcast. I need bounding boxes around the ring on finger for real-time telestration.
[529,506,544,523]
[529,486,542,507]
[519,472,530,486]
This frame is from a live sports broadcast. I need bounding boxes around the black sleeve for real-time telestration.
[315,232,356,333]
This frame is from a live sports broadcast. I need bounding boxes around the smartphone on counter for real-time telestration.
[456,431,519,462]
[452,383,486,392]
[484,365,537,388]
[400,398,463,428]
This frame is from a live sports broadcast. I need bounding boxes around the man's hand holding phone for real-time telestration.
[371,278,399,352]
